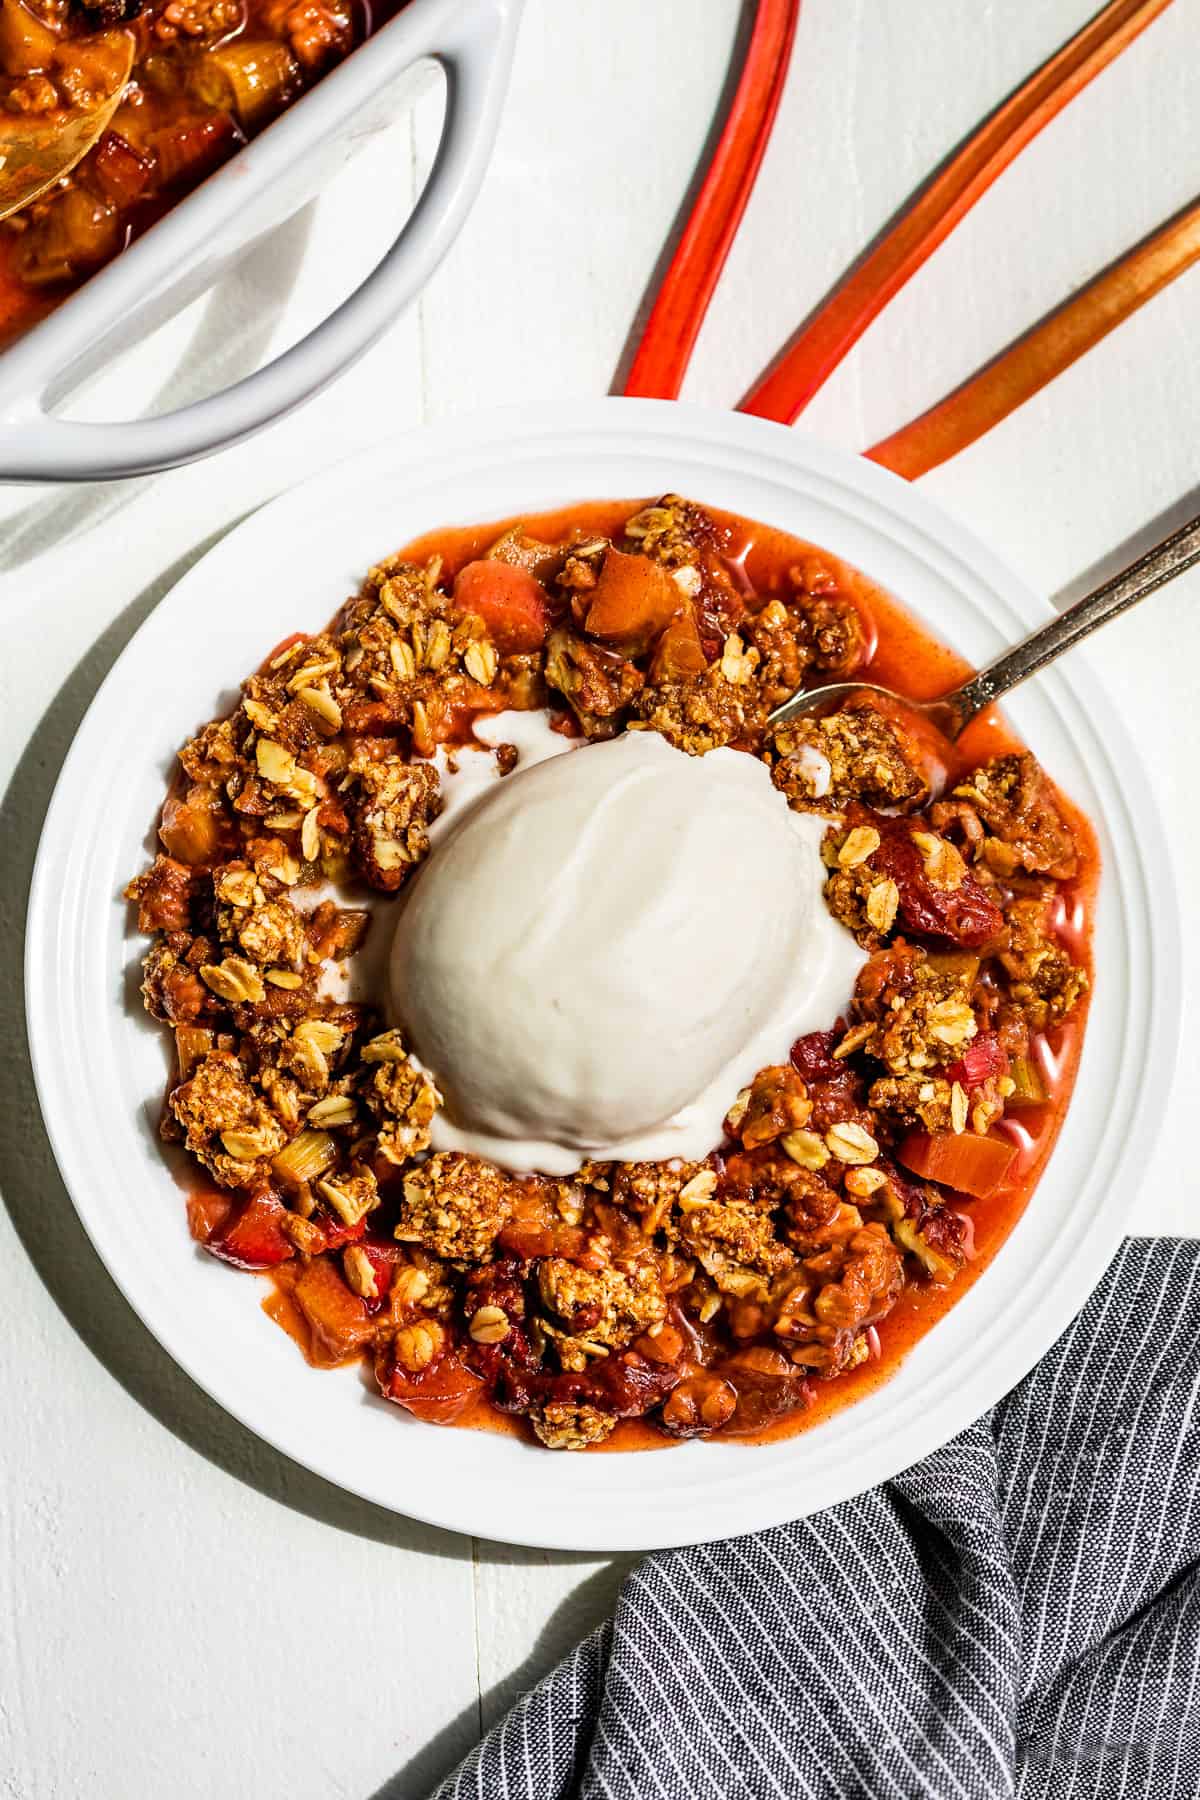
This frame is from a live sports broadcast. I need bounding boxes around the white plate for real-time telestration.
[25,399,1179,1552]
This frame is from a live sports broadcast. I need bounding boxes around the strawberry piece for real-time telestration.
[584,547,681,653]
[650,607,708,680]
[303,1210,367,1256]
[897,1131,1018,1200]
[290,1257,376,1365]
[378,1347,482,1425]
[453,560,549,654]
[863,809,1004,948]
[158,783,229,866]
[207,1188,294,1269]
[187,1187,233,1245]
[789,1028,843,1082]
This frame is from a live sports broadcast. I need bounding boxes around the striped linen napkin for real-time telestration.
[430,1237,1200,1800]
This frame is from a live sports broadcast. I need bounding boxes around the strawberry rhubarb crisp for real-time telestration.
[125,495,1094,1451]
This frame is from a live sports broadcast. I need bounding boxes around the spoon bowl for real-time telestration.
[0,27,133,221]
[768,679,964,739]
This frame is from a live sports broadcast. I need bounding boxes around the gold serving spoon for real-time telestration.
[769,512,1200,740]
[0,15,134,221]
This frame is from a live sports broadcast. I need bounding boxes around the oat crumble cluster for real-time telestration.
[125,496,1091,1450]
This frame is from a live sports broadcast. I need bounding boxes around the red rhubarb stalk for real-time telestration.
[623,0,801,401]
[867,198,1200,480]
[739,0,1173,424]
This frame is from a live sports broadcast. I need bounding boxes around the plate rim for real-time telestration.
[24,397,1182,1551]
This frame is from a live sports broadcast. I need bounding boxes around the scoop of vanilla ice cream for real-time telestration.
[389,729,865,1176]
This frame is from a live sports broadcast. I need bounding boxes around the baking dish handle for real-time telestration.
[0,0,520,482]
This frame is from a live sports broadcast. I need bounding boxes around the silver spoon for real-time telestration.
[768,511,1200,739]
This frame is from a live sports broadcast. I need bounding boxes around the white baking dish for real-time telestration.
[0,0,522,482]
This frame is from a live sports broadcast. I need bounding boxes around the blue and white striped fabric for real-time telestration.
[431,1237,1200,1799]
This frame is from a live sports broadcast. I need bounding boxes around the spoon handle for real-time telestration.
[949,511,1200,727]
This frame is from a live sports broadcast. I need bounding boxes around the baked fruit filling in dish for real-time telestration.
[125,495,1096,1452]
[0,0,408,347]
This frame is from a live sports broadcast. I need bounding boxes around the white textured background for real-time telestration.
[3,1,1199,1795]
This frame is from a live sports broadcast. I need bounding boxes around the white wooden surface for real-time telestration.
[2,2,1199,1794]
